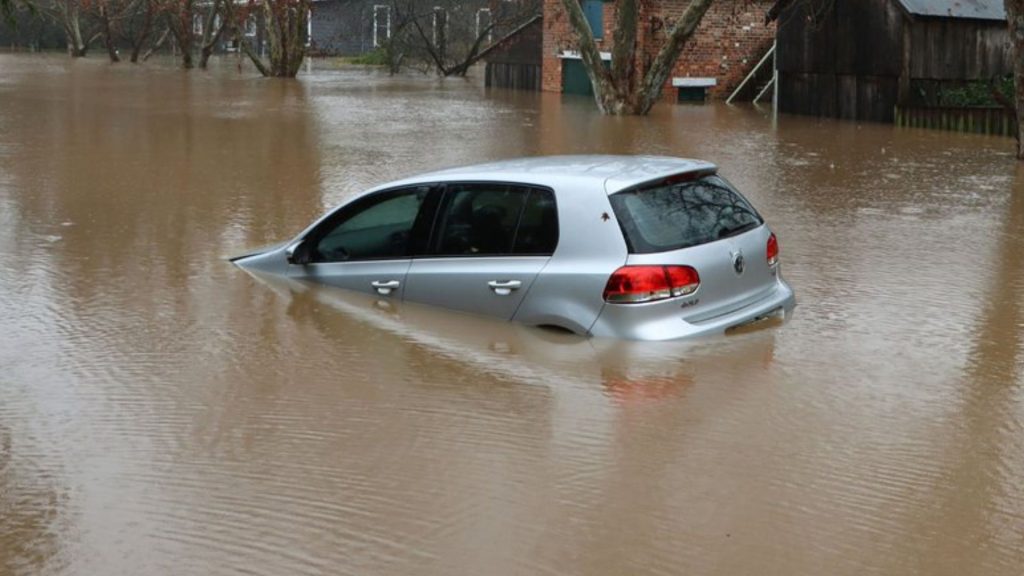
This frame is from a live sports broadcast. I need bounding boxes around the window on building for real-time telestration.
[476,8,493,43]
[373,5,391,47]
[583,0,603,40]
[244,16,257,37]
[432,7,448,46]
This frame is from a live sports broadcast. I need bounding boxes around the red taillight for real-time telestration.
[603,266,700,304]
[767,233,779,267]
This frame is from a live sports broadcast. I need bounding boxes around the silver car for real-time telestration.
[233,155,796,340]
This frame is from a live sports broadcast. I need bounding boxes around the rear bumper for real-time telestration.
[588,279,796,341]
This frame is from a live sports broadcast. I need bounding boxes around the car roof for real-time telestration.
[385,155,718,195]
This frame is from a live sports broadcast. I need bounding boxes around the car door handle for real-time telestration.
[371,280,401,295]
[487,280,522,296]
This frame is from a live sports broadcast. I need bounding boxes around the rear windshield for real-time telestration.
[609,175,763,254]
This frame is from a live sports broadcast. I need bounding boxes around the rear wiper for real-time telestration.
[717,222,759,239]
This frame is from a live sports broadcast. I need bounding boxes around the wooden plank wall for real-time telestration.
[909,19,1011,80]
[485,18,542,65]
[776,0,1011,123]
[485,63,542,91]
[777,0,903,122]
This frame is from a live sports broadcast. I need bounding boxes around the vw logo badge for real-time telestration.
[732,251,745,275]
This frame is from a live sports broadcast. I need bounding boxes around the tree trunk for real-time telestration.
[557,0,613,111]
[199,0,228,69]
[65,7,88,57]
[167,0,195,69]
[264,0,309,77]
[129,1,155,63]
[100,6,120,62]
[558,0,716,115]
[1006,0,1024,158]
[233,24,270,76]
[633,0,715,114]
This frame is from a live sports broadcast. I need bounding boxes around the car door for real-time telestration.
[296,185,437,299]
[403,183,559,319]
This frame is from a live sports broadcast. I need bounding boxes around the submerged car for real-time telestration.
[232,155,795,340]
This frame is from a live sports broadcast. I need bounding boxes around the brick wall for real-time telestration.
[542,0,776,100]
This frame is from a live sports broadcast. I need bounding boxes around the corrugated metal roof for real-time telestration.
[895,0,1005,21]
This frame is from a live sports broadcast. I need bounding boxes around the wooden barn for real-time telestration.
[484,16,543,91]
[770,0,1012,123]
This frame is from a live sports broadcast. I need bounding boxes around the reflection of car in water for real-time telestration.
[233,156,795,341]
[241,271,780,401]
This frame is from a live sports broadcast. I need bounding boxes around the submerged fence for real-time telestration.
[894,106,1014,137]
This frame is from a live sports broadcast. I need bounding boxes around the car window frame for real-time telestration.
[422,181,560,259]
[304,185,442,264]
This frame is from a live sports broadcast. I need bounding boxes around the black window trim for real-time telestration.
[419,180,560,259]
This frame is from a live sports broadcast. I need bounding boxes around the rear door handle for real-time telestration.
[487,280,522,296]
[371,280,401,295]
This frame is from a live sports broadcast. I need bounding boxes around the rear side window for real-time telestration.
[609,175,762,254]
[512,189,558,254]
[431,184,558,256]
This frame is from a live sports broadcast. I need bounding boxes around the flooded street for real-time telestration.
[1,53,1023,575]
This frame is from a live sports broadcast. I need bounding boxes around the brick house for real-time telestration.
[542,0,776,101]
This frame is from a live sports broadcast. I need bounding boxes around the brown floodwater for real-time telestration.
[1,53,1023,575]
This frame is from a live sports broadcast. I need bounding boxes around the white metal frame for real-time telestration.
[432,6,448,46]
[726,41,776,105]
[476,8,493,43]
[373,4,391,47]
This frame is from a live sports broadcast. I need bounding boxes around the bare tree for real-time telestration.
[402,0,541,77]
[557,0,716,115]
[140,24,170,60]
[197,0,228,67]
[123,0,158,62]
[226,0,308,77]
[89,0,146,62]
[2,0,20,26]
[162,0,196,67]
[39,0,102,56]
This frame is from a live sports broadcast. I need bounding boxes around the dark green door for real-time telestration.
[562,59,594,97]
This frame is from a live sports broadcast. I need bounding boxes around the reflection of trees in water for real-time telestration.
[0,424,63,576]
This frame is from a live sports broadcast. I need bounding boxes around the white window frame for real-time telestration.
[244,15,257,37]
[193,14,204,36]
[432,6,447,46]
[373,5,391,47]
[476,8,492,43]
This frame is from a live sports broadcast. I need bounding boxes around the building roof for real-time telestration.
[895,0,1005,20]
[767,0,1006,23]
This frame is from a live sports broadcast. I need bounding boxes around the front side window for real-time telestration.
[431,184,558,257]
[312,187,429,262]
[610,175,763,254]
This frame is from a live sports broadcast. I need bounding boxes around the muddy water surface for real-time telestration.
[1,54,1023,575]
